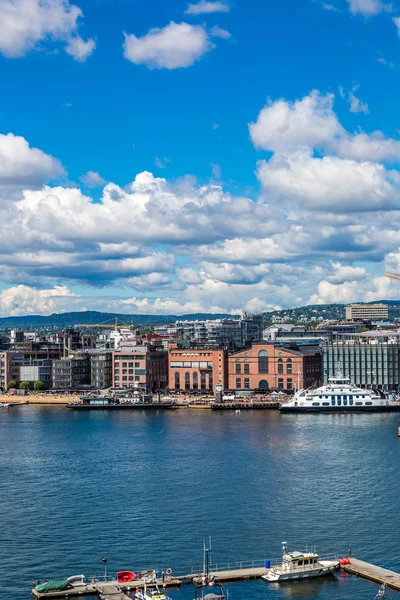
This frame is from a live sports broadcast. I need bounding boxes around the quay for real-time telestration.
[211,402,280,410]
[342,558,400,592]
[97,583,130,600]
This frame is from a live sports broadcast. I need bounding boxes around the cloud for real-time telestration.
[0,284,78,316]
[249,90,344,153]
[347,0,391,16]
[155,157,171,169]
[79,171,106,187]
[0,133,64,187]
[65,35,95,62]
[185,1,230,15]
[0,0,95,60]
[337,132,400,162]
[210,162,222,179]
[349,91,369,114]
[377,56,394,67]
[257,150,400,213]
[123,22,214,69]
[210,26,231,38]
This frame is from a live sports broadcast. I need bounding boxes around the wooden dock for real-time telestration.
[183,565,270,582]
[32,577,182,598]
[97,583,131,599]
[343,558,400,591]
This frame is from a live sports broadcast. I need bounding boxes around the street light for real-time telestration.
[101,557,108,580]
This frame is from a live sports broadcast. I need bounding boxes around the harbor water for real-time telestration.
[1,407,400,600]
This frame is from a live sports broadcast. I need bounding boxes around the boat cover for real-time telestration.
[35,579,71,593]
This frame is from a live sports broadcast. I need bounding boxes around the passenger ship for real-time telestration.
[280,374,400,413]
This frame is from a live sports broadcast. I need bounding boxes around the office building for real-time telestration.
[345,304,388,321]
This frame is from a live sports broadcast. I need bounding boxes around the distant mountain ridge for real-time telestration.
[0,310,230,328]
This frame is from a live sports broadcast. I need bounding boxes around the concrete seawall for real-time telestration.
[1,394,79,405]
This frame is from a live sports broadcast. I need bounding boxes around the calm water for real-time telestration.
[1,407,400,600]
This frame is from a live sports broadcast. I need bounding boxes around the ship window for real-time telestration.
[312,402,320,406]
[349,398,353,405]
[355,402,363,406]
[337,398,342,406]
[362,395,365,398]
[322,402,330,406]
[332,399,336,406]
[365,402,373,405]
[343,399,347,406]
[343,395,347,400]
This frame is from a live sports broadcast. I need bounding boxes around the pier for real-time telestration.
[342,558,400,592]
[97,583,131,600]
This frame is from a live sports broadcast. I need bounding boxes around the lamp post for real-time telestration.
[101,557,108,580]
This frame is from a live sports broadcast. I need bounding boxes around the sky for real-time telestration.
[2,0,400,315]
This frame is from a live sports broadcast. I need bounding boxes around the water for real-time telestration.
[1,407,400,600]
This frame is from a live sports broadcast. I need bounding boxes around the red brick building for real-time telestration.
[168,344,227,394]
[228,343,322,392]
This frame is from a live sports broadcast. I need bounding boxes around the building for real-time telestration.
[323,340,400,391]
[168,344,227,394]
[0,345,63,389]
[173,313,263,349]
[90,351,113,389]
[113,344,168,391]
[52,355,91,389]
[345,304,388,321]
[19,360,53,388]
[228,342,322,392]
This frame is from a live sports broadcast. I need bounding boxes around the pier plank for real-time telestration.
[343,558,400,591]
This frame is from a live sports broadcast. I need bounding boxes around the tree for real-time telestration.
[7,381,17,390]
[34,380,45,391]
[20,381,30,389]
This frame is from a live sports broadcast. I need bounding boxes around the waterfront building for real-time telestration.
[173,313,263,348]
[0,345,63,389]
[19,360,53,388]
[345,303,388,321]
[112,344,168,391]
[323,340,400,391]
[52,355,91,389]
[168,344,227,394]
[90,351,113,389]
[228,342,322,392]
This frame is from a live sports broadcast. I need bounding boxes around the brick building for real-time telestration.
[228,343,322,392]
[168,344,227,394]
[112,344,168,391]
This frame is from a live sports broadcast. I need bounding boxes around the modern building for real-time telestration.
[90,351,113,389]
[323,340,400,391]
[228,342,322,392]
[52,355,91,389]
[173,314,263,349]
[168,344,227,394]
[19,360,53,388]
[113,344,168,391]
[345,304,388,321]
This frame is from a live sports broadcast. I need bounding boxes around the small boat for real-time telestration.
[374,584,387,599]
[117,570,136,583]
[67,575,86,587]
[262,542,338,582]
[135,584,172,600]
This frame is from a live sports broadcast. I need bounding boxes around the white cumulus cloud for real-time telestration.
[0,0,95,60]
[347,0,391,15]
[80,171,106,187]
[123,22,214,69]
[185,1,230,15]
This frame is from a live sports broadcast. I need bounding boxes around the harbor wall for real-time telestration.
[1,394,79,404]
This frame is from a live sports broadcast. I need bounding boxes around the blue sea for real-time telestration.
[1,406,399,600]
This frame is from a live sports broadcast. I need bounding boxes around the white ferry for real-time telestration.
[280,375,400,413]
[263,542,338,582]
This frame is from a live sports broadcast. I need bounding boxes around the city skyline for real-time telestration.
[2,0,400,316]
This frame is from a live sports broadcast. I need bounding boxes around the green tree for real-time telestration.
[7,380,17,390]
[34,380,45,391]
[20,381,30,389]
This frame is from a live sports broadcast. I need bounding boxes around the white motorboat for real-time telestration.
[280,374,400,413]
[135,585,172,600]
[262,542,338,582]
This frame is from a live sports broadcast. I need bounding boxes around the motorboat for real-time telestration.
[66,575,86,587]
[280,374,400,413]
[262,542,338,582]
[374,584,386,599]
[117,571,136,583]
[135,585,172,600]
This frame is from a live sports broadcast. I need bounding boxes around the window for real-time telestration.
[135,362,140,367]
[365,402,373,406]
[259,379,269,390]
[355,401,363,406]
[312,402,320,406]
[122,362,127,367]
[278,358,283,374]
[286,359,292,374]
[201,371,207,390]
[244,378,250,389]
[258,350,269,374]
[331,398,336,406]
[278,378,284,389]
[129,369,134,374]
[122,376,127,381]
[287,379,293,390]
[185,372,190,390]
[236,378,241,389]
[193,372,198,390]
[236,364,241,374]
[322,402,330,406]
[244,363,250,374]
[129,362,134,368]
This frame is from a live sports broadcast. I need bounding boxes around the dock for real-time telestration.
[343,558,400,591]
[97,583,130,599]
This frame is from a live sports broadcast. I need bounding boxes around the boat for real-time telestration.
[280,373,400,413]
[374,584,386,599]
[193,542,228,600]
[67,575,86,587]
[67,396,175,410]
[262,542,338,582]
[135,584,172,600]
[117,570,136,583]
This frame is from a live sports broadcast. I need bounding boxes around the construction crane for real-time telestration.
[78,318,135,329]
[384,272,400,281]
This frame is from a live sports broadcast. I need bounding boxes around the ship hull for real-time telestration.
[280,405,400,413]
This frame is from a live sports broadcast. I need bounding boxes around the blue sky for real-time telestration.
[1,0,400,315]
